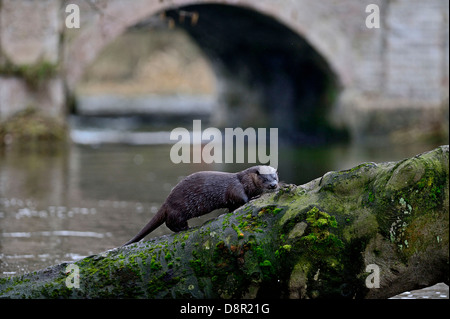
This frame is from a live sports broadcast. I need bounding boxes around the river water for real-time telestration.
[0,138,446,297]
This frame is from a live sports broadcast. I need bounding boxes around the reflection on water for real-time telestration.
[0,141,443,277]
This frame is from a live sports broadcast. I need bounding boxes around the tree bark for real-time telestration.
[1,146,448,299]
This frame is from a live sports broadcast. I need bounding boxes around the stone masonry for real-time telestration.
[0,0,65,122]
[0,0,448,142]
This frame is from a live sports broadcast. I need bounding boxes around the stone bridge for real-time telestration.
[0,0,448,142]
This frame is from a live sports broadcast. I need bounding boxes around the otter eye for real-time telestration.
[256,171,260,175]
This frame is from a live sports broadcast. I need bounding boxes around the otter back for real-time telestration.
[123,165,278,246]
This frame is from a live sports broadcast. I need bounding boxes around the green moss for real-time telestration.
[259,260,274,279]
[189,259,205,275]
[375,161,447,248]
[273,184,296,201]
[258,205,282,216]
[150,255,162,271]
[0,60,58,89]
[0,107,67,145]
[342,210,378,242]
[146,272,181,298]
[288,206,357,298]
[235,207,271,233]
[275,244,292,258]
[231,223,244,239]
[222,213,233,231]
[368,191,375,203]
[302,207,341,246]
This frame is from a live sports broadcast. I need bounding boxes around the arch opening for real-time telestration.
[72,3,347,144]
[74,24,217,134]
[163,4,347,144]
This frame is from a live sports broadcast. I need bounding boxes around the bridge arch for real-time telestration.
[64,0,352,142]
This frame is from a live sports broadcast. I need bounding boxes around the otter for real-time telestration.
[123,165,278,246]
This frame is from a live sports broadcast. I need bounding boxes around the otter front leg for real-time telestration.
[226,187,249,212]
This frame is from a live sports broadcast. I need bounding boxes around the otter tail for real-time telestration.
[123,205,167,246]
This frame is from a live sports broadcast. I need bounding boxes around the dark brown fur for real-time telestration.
[123,165,278,246]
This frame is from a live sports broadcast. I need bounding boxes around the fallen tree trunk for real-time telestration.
[0,146,448,299]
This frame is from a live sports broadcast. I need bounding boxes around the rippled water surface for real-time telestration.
[0,141,443,278]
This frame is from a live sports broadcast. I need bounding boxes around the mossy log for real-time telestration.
[1,146,448,299]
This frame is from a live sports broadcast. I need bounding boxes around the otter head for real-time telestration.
[256,165,279,190]
[239,165,279,197]
[243,165,278,194]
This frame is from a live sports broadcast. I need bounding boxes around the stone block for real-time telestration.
[0,76,65,122]
[0,0,61,65]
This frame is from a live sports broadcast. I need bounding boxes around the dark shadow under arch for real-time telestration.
[162,4,347,144]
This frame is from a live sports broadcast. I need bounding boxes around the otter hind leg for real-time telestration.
[165,213,189,232]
